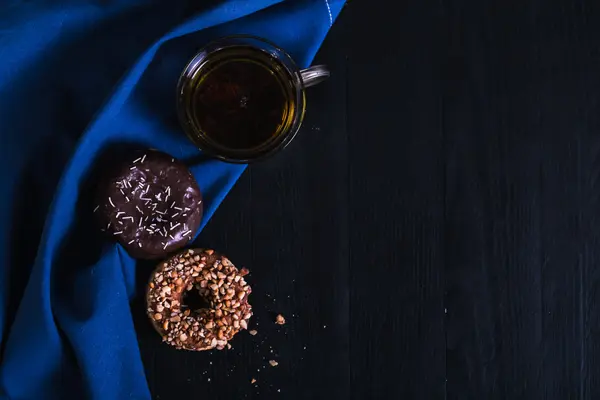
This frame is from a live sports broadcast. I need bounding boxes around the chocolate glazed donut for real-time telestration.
[146,249,252,351]
[94,150,203,259]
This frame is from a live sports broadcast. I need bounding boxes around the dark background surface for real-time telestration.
[137,1,600,399]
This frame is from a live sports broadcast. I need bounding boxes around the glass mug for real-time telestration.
[176,35,329,163]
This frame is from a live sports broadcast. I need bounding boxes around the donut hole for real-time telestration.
[182,287,209,311]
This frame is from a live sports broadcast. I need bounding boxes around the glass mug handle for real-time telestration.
[300,65,330,88]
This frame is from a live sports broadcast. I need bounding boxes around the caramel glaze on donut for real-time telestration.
[146,248,252,351]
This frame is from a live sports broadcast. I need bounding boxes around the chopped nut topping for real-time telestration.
[147,249,252,351]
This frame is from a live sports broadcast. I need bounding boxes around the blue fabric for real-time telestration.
[0,0,344,398]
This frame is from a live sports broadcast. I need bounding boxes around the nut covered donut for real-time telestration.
[147,248,252,350]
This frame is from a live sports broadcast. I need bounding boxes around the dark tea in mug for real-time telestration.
[177,36,329,163]
[179,47,297,151]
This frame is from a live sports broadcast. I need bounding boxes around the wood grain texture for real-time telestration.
[346,1,446,399]
[445,2,600,399]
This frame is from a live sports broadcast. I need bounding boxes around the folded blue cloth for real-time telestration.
[0,1,343,398]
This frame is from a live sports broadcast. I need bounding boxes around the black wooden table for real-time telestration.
[138,2,600,399]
